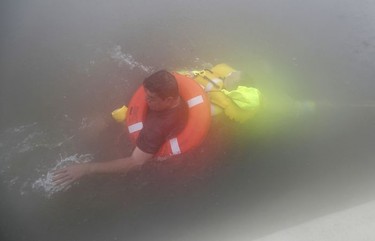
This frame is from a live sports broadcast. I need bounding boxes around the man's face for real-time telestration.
[145,89,171,111]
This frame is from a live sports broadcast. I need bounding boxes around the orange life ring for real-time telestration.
[126,72,211,158]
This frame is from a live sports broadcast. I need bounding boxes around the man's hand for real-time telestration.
[51,147,152,188]
[52,164,90,187]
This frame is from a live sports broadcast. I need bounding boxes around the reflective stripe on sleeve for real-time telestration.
[128,122,143,133]
[187,95,204,108]
[170,138,181,155]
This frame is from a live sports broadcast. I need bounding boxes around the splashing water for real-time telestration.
[0,121,97,198]
[32,154,93,198]
[109,45,154,73]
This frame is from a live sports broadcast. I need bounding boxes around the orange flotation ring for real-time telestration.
[126,72,211,158]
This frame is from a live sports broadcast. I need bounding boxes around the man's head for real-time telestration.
[143,70,180,111]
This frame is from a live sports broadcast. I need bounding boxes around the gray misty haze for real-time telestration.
[1,0,375,241]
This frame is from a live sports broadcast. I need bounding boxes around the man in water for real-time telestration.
[53,70,188,187]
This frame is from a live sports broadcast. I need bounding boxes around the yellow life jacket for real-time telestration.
[179,64,263,123]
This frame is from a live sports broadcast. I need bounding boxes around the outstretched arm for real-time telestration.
[52,147,152,187]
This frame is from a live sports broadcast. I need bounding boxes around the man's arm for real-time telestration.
[52,147,153,187]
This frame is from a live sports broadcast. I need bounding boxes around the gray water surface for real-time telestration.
[1,0,375,241]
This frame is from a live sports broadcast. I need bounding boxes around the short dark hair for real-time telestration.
[143,70,179,99]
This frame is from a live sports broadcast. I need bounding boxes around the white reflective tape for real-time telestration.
[169,138,181,155]
[128,122,143,133]
[187,95,204,108]
[212,78,223,86]
[204,83,214,92]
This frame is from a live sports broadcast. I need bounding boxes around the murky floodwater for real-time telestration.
[1,0,375,240]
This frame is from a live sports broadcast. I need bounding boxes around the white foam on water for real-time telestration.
[1,123,93,198]
[1,122,74,157]
[109,45,154,73]
[16,131,44,153]
[9,177,19,186]
[5,122,38,134]
[14,131,73,154]
[32,153,94,198]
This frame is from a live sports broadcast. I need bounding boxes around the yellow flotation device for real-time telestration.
[188,70,224,92]
[179,63,262,123]
[209,87,262,123]
[111,105,128,123]
[222,86,262,110]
